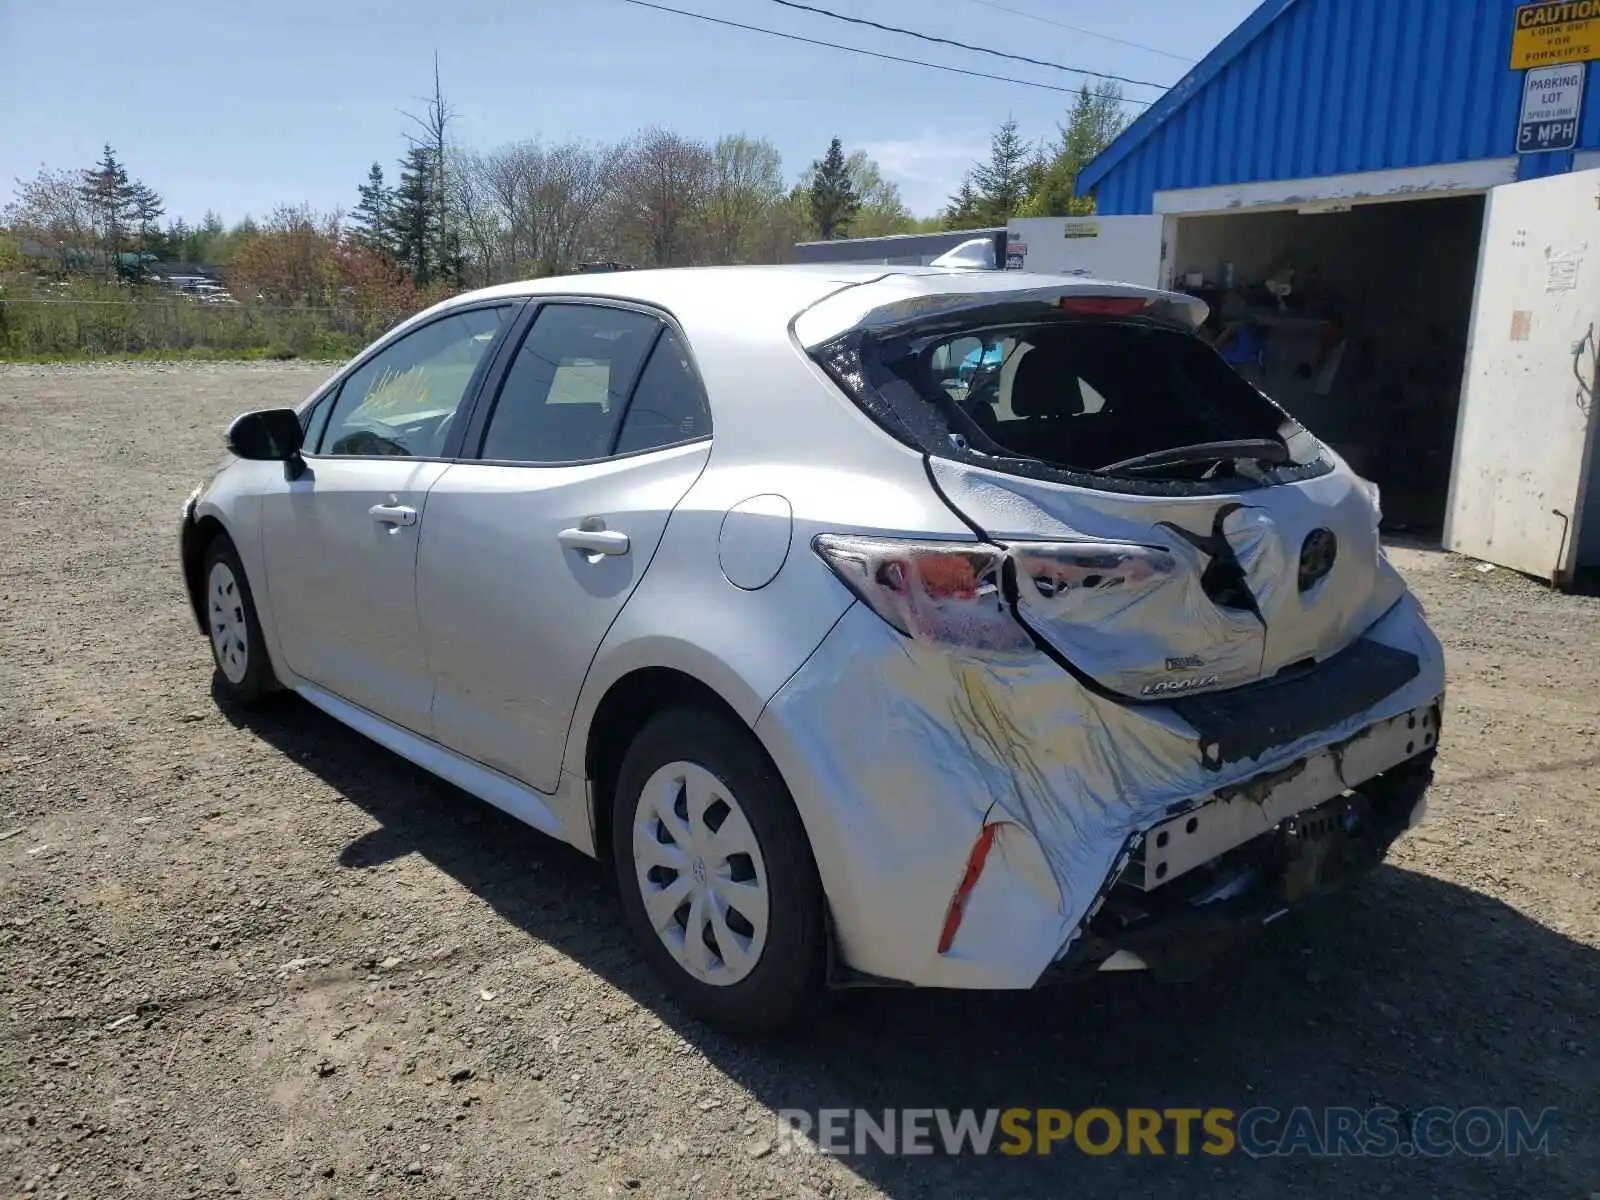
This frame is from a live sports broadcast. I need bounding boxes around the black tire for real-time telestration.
[202,534,277,705]
[612,707,826,1034]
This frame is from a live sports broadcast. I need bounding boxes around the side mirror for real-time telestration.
[227,409,304,461]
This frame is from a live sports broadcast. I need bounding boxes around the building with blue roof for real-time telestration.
[1006,0,1599,584]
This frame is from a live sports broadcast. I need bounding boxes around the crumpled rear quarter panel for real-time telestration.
[757,593,1444,989]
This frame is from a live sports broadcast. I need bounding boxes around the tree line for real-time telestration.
[334,73,1126,288]
[2,73,1128,311]
[2,145,267,274]
[346,129,928,289]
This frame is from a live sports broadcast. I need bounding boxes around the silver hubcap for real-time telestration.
[632,761,770,987]
[207,561,249,685]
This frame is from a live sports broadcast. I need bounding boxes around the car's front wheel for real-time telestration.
[203,535,276,705]
[612,708,825,1033]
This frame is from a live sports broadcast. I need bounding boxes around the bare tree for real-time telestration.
[707,134,784,264]
[529,141,623,272]
[449,148,503,285]
[4,167,95,258]
[456,140,622,280]
[610,129,712,268]
[402,54,460,281]
[467,141,538,276]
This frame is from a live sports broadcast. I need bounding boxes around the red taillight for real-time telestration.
[1057,296,1150,317]
[812,535,1032,652]
[915,553,981,599]
[937,823,1001,954]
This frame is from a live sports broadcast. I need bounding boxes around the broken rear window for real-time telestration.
[816,316,1328,492]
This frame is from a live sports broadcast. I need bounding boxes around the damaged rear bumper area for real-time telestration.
[755,594,1444,991]
[1043,737,1435,985]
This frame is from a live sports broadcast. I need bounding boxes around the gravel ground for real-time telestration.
[1,362,1596,1199]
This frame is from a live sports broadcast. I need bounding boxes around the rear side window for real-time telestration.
[480,304,660,463]
[614,329,712,454]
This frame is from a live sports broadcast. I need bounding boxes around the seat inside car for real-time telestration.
[1008,346,1086,424]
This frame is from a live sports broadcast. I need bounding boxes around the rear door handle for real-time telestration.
[558,526,630,556]
[369,502,417,527]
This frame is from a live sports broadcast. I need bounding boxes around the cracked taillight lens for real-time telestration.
[812,534,1033,652]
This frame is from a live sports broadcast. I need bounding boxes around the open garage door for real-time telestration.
[1447,169,1600,584]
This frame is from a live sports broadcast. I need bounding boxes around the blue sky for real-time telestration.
[1,0,1260,223]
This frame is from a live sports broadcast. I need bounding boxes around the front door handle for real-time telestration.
[369,502,417,527]
[558,525,630,556]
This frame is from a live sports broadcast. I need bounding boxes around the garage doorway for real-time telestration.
[1170,194,1486,534]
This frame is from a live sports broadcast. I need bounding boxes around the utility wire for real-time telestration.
[962,0,1196,64]
[614,0,1159,105]
[761,0,1173,91]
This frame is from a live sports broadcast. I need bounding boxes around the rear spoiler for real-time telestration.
[794,279,1208,349]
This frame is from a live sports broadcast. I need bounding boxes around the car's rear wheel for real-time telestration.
[612,708,825,1033]
[203,535,276,705]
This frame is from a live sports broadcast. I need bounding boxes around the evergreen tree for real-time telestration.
[943,176,983,227]
[1018,82,1129,217]
[186,211,226,262]
[166,216,192,260]
[970,116,1032,223]
[392,144,440,285]
[807,137,859,240]
[77,145,138,275]
[128,182,165,254]
[351,163,396,256]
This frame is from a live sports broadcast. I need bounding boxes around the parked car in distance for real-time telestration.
[179,265,1444,1032]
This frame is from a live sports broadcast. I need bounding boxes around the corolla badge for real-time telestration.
[1142,675,1220,696]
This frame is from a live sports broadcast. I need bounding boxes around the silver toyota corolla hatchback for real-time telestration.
[180,265,1444,1032]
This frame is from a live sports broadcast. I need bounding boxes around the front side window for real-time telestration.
[319,306,509,457]
[479,304,661,463]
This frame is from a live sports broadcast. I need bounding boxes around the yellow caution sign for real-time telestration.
[1512,2,1600,68]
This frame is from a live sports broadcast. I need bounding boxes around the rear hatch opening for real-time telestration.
[812,298,1331,496]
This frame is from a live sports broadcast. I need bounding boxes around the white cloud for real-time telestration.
[858,131,989,216]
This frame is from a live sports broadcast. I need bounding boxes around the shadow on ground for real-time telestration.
[218,686,1597,1199]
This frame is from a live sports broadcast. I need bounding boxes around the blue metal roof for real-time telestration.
[1077,0,1600,215]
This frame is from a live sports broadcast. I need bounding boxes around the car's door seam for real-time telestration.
[557,444,718,780]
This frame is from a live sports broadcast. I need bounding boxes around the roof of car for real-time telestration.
[411,265,1207,347]
[452,262,1182,309]
[448,263,932,310]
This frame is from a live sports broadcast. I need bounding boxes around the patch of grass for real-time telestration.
[0,280,380,361]
[0,347,322,364]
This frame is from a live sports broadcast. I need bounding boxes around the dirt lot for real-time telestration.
[1,362,1596,1199]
